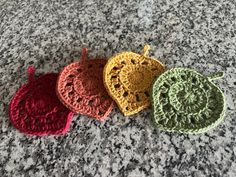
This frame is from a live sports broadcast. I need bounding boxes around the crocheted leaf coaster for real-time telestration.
[151,68,226,134]
[104,45,165,116]
[9,66,74,136]
[56,48,114,121]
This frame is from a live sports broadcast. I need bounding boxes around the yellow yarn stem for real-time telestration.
[142,44,151,56]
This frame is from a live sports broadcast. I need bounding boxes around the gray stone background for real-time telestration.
[0,0,236,176]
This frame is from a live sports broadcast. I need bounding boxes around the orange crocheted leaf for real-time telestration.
[57,48,114,121]
[104,45,165,116]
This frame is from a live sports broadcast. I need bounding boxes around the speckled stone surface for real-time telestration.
[0,0,236,176]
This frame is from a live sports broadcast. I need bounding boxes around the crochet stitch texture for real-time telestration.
[56,48,114,121]
[104,45,165,116]
[9,66,74,136]
[151,68,226,134]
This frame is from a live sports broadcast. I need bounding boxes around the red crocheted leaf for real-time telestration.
[57,59,114,121]
[9,72,74,136]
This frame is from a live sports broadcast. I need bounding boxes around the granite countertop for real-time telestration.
[0,0,236,176]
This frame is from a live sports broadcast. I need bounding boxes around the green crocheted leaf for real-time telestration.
[151,68,225,134]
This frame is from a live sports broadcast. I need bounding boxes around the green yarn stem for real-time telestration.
[207,72,224,80]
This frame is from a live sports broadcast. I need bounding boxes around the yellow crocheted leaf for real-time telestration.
[104,45,165,116]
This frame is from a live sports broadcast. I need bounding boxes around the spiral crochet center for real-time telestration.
[168,82,207,114]
[119,65,153,92]
[74,73,101,96]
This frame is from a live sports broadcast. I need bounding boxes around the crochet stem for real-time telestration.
[81,48,88,62]
[27,66,35,83]
[142,44,151,56]
[207,72,224,80]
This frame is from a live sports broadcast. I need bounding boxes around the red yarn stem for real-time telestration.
[27,66,35,83]
[81,48,88,62]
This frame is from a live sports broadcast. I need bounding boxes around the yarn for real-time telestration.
[151,68,226,134]
[9,66,74,136]
[56,48,114,121]
[104,45,165,116]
